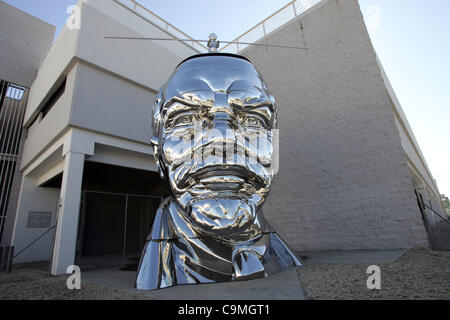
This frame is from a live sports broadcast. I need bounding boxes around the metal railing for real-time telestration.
[113,0,208,52]
[220,0,322,54]
[113,0,323,54]
[424,203,450,225]
[0,225,56,273]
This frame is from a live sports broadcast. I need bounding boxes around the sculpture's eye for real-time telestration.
[243,116,265,128]
[172,114,199,128]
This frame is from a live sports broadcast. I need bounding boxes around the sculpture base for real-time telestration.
[81,265,305,300]
[141,266,305,300]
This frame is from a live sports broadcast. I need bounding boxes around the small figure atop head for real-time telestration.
[207,33,220,52]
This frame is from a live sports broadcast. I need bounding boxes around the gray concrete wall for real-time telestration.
[24,0,194,127]
[21,0,194,169]
[0,1,55,87]
[70,63,156,144]
[79,0,196,86]
[243,0,429,250]
[10,176,59,263]
[20,66,77,169]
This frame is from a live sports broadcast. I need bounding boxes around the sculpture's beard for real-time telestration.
[187,197,257,238]
[167,163,271,239]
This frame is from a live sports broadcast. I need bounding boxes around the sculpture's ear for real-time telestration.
[150,136,166,180]
[150,136,159,148]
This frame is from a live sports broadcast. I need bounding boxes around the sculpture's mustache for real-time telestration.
[172,159,268,192]
[193,164,265,186]
[174,162,267,190]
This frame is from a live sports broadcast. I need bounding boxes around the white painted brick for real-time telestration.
[243,0,429,251]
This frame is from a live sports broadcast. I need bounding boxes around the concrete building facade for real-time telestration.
[0,0,56,269]
[0,0,446,275]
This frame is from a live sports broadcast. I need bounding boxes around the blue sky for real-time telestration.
[4,0,449,197]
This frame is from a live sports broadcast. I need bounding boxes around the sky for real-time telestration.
[3,0,450,197]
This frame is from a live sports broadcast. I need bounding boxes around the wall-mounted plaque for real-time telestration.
[27,212,52,229]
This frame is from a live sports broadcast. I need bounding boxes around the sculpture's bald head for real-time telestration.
[151,54,277,237]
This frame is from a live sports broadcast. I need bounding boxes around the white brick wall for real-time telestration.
[0,1,55,87]
[243,0,429,250]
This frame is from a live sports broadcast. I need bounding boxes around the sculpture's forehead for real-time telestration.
[164,56,266,98]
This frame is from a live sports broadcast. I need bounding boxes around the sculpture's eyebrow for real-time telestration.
[229,93,275,120]
[245,105,275,125]
[166,86,215,107]
[163,101,199,124]
[166,93,205,107]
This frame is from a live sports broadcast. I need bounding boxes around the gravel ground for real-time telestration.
[0,249,448,300]
[0,269,152,300]
[298,249,450,300]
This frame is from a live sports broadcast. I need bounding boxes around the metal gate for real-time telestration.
[76,190,162,271]
[0,80,28,245]
[415,188,450,251]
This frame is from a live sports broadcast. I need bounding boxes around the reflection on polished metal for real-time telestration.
[136,53,301,290]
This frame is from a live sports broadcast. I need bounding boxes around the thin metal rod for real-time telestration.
[423,203,450,225]
[223,40,308,50]
[123,195,128,262]
[0,84,15,159]
[0,84,16,157]
[0,217,5,247]
[0,83,19,240]
[0,86,20,228]
[6,246,14,273]
[1,89,26,232]
[0,245,7,270]
[416,191,437,250]
[48,195,61,275]
[83,189,163,199]
[0,81,6,114]
[115,0,208,50]
[104,36,309,50]
[0,160,14,237]
[0,86,22,202]
[221,0,314,51]
[0,81,11,238]
[11,90,27,155]
[0,246,14,272]
[75,190,87,266]
[0,81,9,136]
[12,225,56,259]
[4,86,21,155]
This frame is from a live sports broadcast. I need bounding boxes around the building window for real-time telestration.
[40,78,66,119]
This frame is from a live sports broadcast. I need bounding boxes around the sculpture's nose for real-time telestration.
[211,93,237,129]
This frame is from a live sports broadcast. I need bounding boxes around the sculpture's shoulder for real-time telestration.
[136,198,176,290]
[148,197,178,241]
[267,232,302,268]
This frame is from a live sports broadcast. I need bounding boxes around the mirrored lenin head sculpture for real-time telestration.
[136,53,300,290]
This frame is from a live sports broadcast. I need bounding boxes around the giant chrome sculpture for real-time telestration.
[136,38,300,290]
